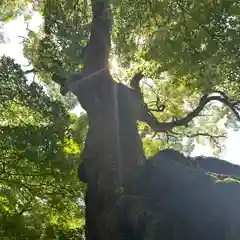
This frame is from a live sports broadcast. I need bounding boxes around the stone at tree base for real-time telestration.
[120,150,240,239]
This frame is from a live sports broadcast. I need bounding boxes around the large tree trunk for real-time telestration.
[64,1,240,239]
[66,1,144,239]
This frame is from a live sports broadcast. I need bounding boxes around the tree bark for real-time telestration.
[66,1,144,239]
[64,1,240,239]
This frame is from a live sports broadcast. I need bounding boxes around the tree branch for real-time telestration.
[170,130,226,139]
[63,0,113,95]
[130,72,144,92]
[130,73,240,132]
[24,69,37,74]
[140,92,240,132]
[82,0,112,73]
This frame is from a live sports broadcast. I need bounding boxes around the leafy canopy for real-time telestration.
[21,0,240,156]
[0,56,85,239]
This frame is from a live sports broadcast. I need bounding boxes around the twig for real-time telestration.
[170,130,226,139]
[24,69,37,74]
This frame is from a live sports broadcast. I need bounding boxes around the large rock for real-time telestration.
[122,149,240,239]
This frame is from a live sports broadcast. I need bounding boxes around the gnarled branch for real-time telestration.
[24,68,37,74]
[132,75,240,132]
[146,94,240,132]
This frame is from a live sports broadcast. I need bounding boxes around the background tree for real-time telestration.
[0,56,86,239]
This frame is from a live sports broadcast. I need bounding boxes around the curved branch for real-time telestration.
[24,69,37,74]
[141,93,240,132]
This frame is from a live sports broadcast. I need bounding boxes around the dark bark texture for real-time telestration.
[64,0,240,239]
[66,1,145,239]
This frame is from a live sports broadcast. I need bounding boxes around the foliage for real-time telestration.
[112,0,240,155]
[0,0,30,22]
[21,0,240,156]
[0,56,85,239]
[113,0,239,89]
[23,0,91,85]
[1,0,240,236]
